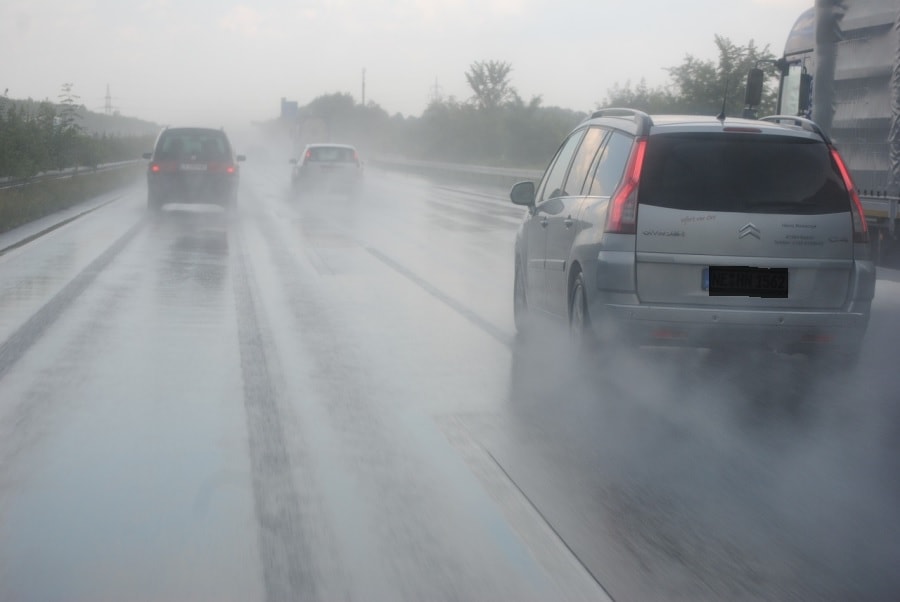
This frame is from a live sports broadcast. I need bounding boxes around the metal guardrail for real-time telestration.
[0,160,143,191]
[374,157,900,236]
[861,195,900,235]
[369,156,543,187]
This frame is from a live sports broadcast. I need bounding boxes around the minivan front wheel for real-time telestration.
[513,261,530,335]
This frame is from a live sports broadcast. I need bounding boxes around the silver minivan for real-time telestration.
[510,109,875,364]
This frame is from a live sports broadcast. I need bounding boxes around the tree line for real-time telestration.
[273,36,778,169]
[3,35,778,179]
[0,86,157,180]
[269,36,777,167]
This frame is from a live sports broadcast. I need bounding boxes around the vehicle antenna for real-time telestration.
[716,79,729,123]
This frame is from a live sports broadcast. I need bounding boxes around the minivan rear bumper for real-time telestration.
[148,172,238,205]
[589,299,870,352]
[583,244,874,353]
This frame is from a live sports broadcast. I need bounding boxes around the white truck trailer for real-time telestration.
[746,0,900,262]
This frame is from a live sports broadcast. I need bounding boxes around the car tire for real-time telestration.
[513,260,530,336]
[569,271,594,351]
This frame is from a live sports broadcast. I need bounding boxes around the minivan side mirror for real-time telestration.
[142,152,152,160]
[744,68,764,109]
[510,181,535,206]
[236,154,246,162]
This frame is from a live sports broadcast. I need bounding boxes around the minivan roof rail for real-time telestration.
[759,115,830,143]
[589,108,653,136]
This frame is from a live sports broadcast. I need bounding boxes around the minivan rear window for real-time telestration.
[639,133,850,214]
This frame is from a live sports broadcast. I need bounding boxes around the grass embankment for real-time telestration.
[0,164,144,235]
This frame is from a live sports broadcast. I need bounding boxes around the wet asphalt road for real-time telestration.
[0,157,898,601]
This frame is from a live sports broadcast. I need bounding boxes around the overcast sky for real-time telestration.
[2,0,811,129]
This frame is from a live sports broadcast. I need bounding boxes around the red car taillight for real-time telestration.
[206,162,237,174]
[150,163,161,173]
[830,147,869,244]
[605,137,647,234]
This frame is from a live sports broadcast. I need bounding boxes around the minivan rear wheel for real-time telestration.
[569,272,593,350]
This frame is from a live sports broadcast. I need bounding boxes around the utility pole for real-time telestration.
[361,68,366,106]
[429,78,443,104]
[104,84,112,115]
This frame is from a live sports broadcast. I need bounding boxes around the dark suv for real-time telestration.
[143,127,245,211]
[510,109,875,364]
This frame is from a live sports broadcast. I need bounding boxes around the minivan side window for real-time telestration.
[536,129,586,204]
[586,131,633,197]
[563,127,607,197]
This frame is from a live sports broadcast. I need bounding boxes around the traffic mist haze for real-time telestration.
[1,0,813,128]
[245,118,900,595]
[0,109,895,598]
[507,292,900,597]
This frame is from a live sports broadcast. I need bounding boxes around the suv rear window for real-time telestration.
[639,133,850,214]
[157,129,230,161]
[307,147,356,162]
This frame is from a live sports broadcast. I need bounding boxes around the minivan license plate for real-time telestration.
[704,266,788,298]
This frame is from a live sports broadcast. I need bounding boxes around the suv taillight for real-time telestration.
[605,137,647,234]
[830,147,869,244]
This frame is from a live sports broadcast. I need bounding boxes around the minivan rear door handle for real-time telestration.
[540,216,549,228]
[564,216,574,228]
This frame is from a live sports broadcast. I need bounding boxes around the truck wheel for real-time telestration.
[870,229,883,264]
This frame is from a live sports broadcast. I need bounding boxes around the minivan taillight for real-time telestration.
[830,147,869,244]
[605,137,647,234]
